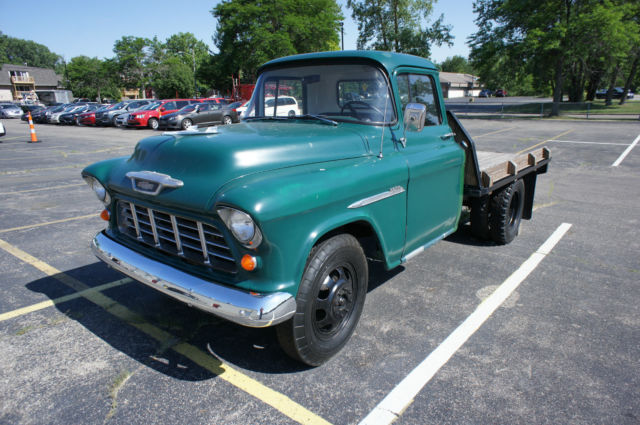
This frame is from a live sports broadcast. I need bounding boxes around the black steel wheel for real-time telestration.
[490,179,525,244]
[181,118,193,130]
[276,234,368,366]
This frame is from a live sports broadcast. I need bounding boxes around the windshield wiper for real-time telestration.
[291,114,338,126]
[243,116,288,121]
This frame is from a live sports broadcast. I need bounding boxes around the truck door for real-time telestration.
[396,72,465,256]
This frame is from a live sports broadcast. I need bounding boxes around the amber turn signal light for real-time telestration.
[241,254,258,271]
[100,209,110,221]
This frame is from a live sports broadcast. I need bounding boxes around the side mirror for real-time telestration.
[404,103,426,132]
[160,107,166,112]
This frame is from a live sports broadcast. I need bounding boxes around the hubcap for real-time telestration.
[313,266,355,337]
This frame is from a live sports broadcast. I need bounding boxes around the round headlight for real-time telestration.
[83,176,111,205]
[217,207,262,248]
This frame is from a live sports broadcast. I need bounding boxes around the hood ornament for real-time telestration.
[126,171,183,196]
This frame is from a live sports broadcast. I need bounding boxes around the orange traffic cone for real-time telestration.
[28,112,40,143]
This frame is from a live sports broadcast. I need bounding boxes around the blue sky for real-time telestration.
[0,0,478,64]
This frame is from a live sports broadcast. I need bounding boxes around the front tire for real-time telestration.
[148,118,159,130]
[490,179,525,244]
[181,118,193,130]
[276,234,368,366]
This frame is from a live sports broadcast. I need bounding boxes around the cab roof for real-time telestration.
[259,50,437,74]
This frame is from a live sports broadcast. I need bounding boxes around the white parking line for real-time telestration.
[612,134,640,166]
[549,139,630,146]
[359,223,573,425]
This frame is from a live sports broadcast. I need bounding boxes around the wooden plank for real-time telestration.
[476,147,550,189]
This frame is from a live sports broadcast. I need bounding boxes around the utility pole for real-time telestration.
[192,47,197,98]
[341,22,344,51]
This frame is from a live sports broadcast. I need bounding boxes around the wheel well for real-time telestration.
[315,221,383,262]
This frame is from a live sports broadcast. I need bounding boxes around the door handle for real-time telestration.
[440,132,455,140]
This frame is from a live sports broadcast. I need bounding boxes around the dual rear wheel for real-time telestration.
[471,179,525,245]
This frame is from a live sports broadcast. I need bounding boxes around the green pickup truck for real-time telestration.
[83,51,550,366]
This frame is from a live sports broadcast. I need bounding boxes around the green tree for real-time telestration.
[346,0,452,58]
[164,32,210,96]
[65,56,120,101]
[208,0,343,92]
[0,31,63,70]
[151,57,193,99]
[469,0,637,113]
[438,55,474,74]
[113,36,150,97]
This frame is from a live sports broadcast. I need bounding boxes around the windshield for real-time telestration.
[244,62,396,125]
[177,104,197,114]
[140,101,161,111]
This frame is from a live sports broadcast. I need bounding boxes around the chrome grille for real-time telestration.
[117,201,237,274]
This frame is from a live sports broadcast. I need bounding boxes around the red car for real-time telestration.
[127,99,201,130]
[79,104,116,126]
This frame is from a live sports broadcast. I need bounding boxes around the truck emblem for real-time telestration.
[126,171,184,195]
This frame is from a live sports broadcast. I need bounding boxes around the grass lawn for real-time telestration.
[503,99,640,116]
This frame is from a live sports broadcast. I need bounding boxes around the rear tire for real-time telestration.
[222,115,232,125]
[276,234,368,366]
[490,179,525,245]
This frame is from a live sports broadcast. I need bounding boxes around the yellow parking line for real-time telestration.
[473,127,515,139]
[0,278,132,322]
[0,163,89,175]
[0,213,98,234]
[516,129,573,155]
[0,237,331,425]
[0,136,27,141]
[0,183,85,196]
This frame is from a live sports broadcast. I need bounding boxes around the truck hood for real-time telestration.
[102,121,370,212]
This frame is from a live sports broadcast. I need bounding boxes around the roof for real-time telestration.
[0,64,63,87]
[439,72,479,86]
[260,50,437,74]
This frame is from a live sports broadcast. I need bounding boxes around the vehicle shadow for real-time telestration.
[445,223,496,247]
[26,263,309,377]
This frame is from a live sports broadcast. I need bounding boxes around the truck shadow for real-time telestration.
[26,263,309,377]
[445,224,496,247]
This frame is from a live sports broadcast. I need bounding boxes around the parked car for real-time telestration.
[203,97,228,105]
[49,104,86,124]
[264,96,301,117]
[40,104,71,123]
[95,100,152,126]
[158,102,239,130]
[0,104,24,118]
[595,87,635,99]
[478,89,493,98]
[127,99,199,130]
[235,100,250,118]
[494,89,507,97]
[20,104,45,114]
[0,121,5,138]
[59,104,100,125]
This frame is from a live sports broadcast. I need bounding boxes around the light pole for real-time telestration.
[191,46,197,98]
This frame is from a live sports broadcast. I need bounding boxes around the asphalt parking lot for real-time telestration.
[0,117,638,425]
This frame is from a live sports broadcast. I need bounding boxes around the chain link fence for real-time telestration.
[446,100,640,120]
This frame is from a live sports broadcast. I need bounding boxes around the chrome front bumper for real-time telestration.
[91,231,296,327]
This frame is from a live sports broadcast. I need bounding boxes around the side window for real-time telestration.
[397,73,442,126]
[176,101,189,109]
[199,103,211,112]
[163,101,176,110]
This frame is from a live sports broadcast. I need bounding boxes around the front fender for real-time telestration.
[213,156,408,296]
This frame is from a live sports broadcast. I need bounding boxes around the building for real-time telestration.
[439,72,481,98]
[0,64,64,102]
